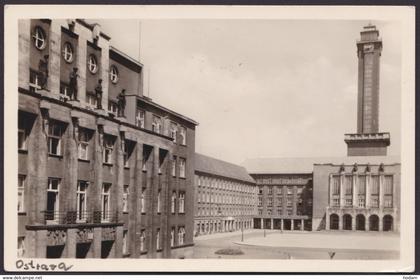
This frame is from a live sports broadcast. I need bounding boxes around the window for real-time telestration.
[110,66,119,84]
[88,54,98,74]
[170,227,175,247]
[258,196,262,206]
[332,176,340,195]
[371,175,379,194]
[170,122,177,143]
[371,197,379,208]
[268,197,273,207]
[287,187,293,195]
[48,122,63,156]
[17,237,25,257]
[101,183,111,221]
[332,198,340,207]
[32,26,46,50]
[152,116,162,134]
[179,126,186,145]
[122,185,129,212]
[178,227,185,246]
[267,209,272,215]
[358,198,365,207]
[286,197,293,207]
[287,208,293,215]
[123,142,130,168]
[384,176,393,208]
[135,109,145,128]
[344,176,352,195]
[277,186,283,194]
[258,209,262,215]
[62,42,74,63]
[59,82,71,101]
[277,208,282,216]
[76,181,88,221]
[141,188,146,213]
[171,192,176,214]
[179,158,186,178]
[18,175,25,213]
[78,128,89,160]
[86,93,97,107]
[172,156,177,177]
[18,120,27,151]
[345,198,352,206]
[258,187,263,195]
[268,187,273,195]
[156,229,161,250]
[103,136,113,164]
[179,192,185,213]
[46,178,60,220]
[157,190,161,213]
[122,230,128,255]
[140,230,146,252]
[108,101,118,115]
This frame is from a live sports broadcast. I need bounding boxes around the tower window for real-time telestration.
[62,42,74,63]
[32,26,46,50]
[18,175,26,213]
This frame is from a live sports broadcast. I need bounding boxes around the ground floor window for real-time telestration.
[178,226,185,245]
[17,237,25,257]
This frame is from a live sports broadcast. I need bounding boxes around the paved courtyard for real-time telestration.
[192,229,400,259]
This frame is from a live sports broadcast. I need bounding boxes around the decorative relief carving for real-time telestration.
[102,226,116,241]
[76,228,94,243]
[47,229,67,246]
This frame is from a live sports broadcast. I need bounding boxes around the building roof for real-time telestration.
[195,153,256,184]
[242,155,401,174]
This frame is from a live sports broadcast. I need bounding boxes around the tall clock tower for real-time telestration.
[345,24,391,156]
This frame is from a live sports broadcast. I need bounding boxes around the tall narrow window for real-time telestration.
[122,185,129,212]
[101,183,111,221]
[172,156,177,177]
[157,190,161,214]
[78,128,89,160]
[178,227,185,246]
[18,175,25,213]
[141,188,146,213]
[178,192,185,214]
[170,227,175,247]
[48,122,63,156]
[179,158,186,178]
[171,192,176,214]
[46,178,60,221]
[156,229,161,250]
[140,230,146,252]
[123,142,130,168]
[384,175,393,208]
[18,118,27,151]
[152,115,162,134]
[103,136,113,164]
[77,181,88,221]
[17,237,25,257]
[122,230,128,255]
[170,122,177,143]
[179,126,186,145]
[135,109,145,128]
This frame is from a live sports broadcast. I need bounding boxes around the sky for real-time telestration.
[94,19,401,165]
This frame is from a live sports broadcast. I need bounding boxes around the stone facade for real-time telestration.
[17,19,197,259]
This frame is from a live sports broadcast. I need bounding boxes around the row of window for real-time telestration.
[330,175,393,196]
[196,206,255,217]
[330,196,393,208]
[197,176,255,194]
[18,120,187,178]
[197,191,255,205]
[258,186,304,195]
[17,176,186,215]
[258,196,302,207]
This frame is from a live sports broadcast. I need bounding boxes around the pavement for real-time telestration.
[192,229,400,259]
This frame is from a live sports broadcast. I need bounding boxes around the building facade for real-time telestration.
[194,154,257,236]
[243,24,400,234]
[18,19,197,259]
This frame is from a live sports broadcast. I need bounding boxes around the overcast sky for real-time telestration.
[94,19,401,165]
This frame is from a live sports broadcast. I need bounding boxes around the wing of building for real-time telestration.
[194,153,257,236]
[18,19,198,259]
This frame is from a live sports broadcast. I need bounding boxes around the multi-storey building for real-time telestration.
[243,24,400,233]
[194,153,257,236]
[17,19,197,259]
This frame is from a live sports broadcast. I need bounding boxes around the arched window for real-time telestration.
[32,26,46,50]
[383,215,393,231]
[178,227,185,245]
[356,214,366,231]
[88,54,98,74]
[330,214,339,230]
[369,215,379,231]
[62,42,74,63]
[171,192,176,214]
[110,66,118,84]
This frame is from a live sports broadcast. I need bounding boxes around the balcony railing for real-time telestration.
[42,210,120,225]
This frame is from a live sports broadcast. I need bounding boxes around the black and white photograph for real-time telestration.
[3,5,415,273]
